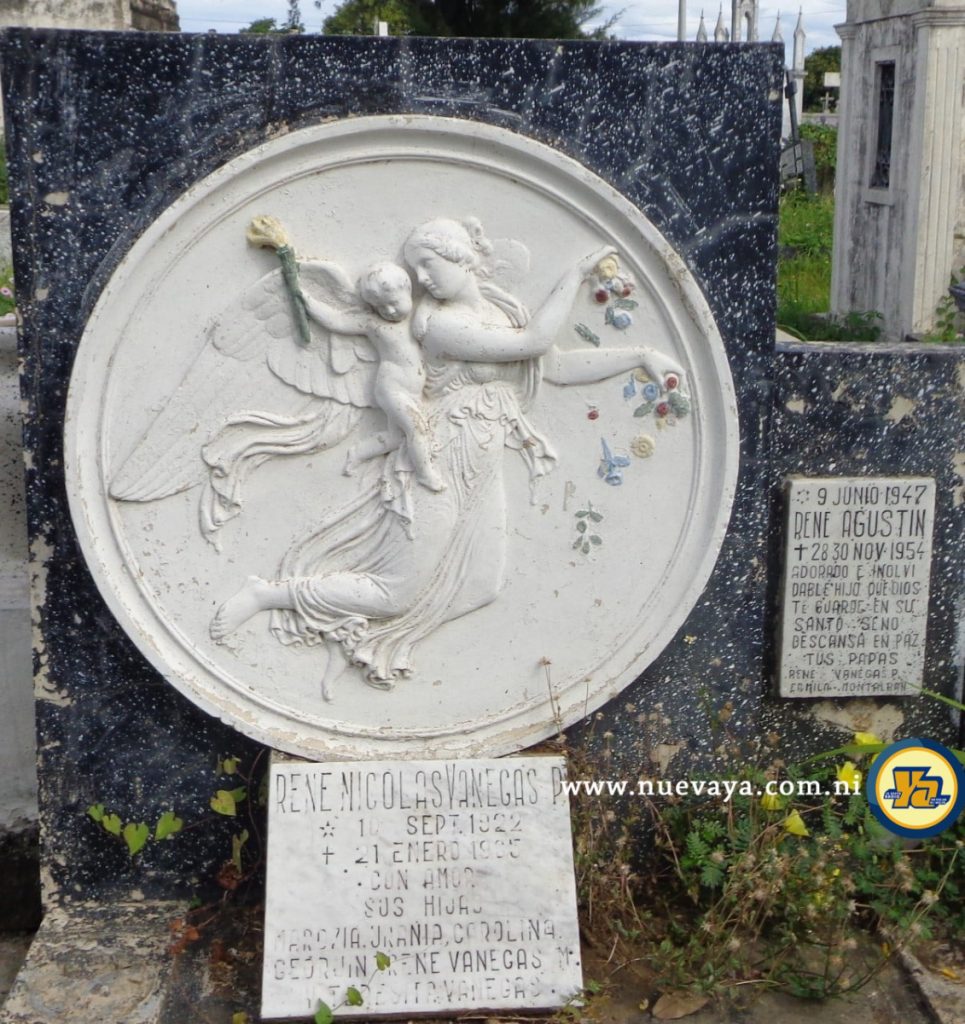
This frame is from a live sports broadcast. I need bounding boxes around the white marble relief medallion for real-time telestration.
[66,116,739,759]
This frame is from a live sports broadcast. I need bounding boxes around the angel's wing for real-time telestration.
[109,260,378,504]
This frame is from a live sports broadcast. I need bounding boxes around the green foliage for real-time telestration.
[241,2,304,34]
[779,189,834,259]
[321,0,416,35]
[924,268,964,343]
[210,787,247,816]
[0,137,8,205]
[803,45,841,111]
[313,954,391,1022]
[0,265,15,317]
[155,809,184,841]
[122,822,150,857]
[321,0,613,38]
[777,190,882,341]
[798,123,836,193]
[565,716,962,1003]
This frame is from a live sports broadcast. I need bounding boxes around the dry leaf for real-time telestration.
[652,991,710,1020]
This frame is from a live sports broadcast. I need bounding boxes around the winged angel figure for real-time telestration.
[111,216,685,700]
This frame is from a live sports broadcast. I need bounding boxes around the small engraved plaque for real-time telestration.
[779,476,935,697]
[261,756,582,1019]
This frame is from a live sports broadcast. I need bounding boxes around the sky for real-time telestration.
[174,1,847,54]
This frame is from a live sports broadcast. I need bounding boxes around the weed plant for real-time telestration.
[563,722,962,1002]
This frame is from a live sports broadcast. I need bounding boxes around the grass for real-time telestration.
[776,189,882,342]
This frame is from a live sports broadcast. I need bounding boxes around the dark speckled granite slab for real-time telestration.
[1,29,960,929]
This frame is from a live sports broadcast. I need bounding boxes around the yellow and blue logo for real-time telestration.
[866,738,965,839]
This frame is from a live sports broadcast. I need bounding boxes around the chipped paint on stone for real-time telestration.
[1,901,180,1024]
[810,700,905,744]
[952,452,965,507]
[785,397,807,414]
[650,742,683,774]
[884,395,917,425]
[42,192,70,207]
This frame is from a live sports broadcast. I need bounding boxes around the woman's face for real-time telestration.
[406,245,473,302]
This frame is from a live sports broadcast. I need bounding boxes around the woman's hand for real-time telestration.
[640,350,685,386]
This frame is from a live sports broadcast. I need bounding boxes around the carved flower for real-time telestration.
[610,310,633,330]
[596,255,620,280]
[633,368,652,383]
[246,215,290,250]
[641,382,659,402]
[630,434,656,458]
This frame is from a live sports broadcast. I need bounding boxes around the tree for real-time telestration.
[241,17,280,33]
[803,45,841,112]
[285,0,305,31]
[319,0,614,38]
[242,2,304,33]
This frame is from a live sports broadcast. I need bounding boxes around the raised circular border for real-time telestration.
[65,115,740,760]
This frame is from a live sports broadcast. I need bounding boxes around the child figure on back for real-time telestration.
[302,261,445,492]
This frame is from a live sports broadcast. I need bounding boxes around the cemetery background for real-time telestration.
[0,4,962,1024]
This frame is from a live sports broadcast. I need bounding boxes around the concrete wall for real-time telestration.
[832,0,965,339]
[130,0,178,32]
[0,0,132,30]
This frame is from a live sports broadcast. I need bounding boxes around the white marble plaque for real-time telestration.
[261,756,582,1020]
[64,115,739,759]
[779,476,935,697]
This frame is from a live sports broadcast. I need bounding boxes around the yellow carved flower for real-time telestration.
[630,434,656,458]
[784,810,810,836]
[246,214,290,250]
[633,368,652,383]
[596,255,620,280]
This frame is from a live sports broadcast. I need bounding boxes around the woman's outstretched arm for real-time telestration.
[542,344,684,386]
[419,245,617,363]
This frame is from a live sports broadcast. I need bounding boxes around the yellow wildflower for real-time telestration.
[760,791,785,812]
[784,810,810,836]
[853,731,881,747]
[836,761,862,791]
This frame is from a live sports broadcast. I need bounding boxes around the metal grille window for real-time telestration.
[870,61,896,189]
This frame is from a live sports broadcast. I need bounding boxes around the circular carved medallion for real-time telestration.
[66,115,739,759]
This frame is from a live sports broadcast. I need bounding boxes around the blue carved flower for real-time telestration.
[641,382,659,402]
[610,310,633,330]
[623,375,637,400]
[597,438,631,486]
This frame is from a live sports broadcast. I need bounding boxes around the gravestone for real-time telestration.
[262,756,581,1019]
[779,475,936,697]
[25,26,965,1024]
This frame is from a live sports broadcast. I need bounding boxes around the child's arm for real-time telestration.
[302,294,369,336]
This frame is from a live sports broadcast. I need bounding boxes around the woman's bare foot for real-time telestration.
[211,576,280,641]
[320,644,350,701]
